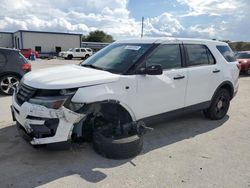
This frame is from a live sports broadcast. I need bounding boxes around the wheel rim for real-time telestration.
[0,76,19,94]
[215,95,228,117]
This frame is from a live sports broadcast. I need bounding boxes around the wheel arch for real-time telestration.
[0,72,22,79]
[84,100,136,122]
[212,81,234,100]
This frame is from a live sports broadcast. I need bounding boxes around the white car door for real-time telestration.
[183,43,218,107]
[134,43,188,120]
[80,48,86,58]
[74,48,81,57]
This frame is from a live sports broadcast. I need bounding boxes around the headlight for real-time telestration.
[29,96,69,109]
[65,102,85,112]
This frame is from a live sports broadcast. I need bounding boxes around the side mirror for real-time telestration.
[137,64,163,75]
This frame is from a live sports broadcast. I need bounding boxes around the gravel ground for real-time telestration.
[0,59,249,188]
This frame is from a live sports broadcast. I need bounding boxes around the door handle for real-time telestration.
[213,69,220,73]
[173,75,185,80]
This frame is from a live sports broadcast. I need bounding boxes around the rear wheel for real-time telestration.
[67,55,73,60]
[0,74,20,95]
[85,54,90,59]
[203,89,230,120]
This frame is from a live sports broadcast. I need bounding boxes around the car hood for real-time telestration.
[22,64,120,89]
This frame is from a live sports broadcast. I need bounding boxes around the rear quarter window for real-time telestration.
[216,45,236,62]
[13,51,28,64]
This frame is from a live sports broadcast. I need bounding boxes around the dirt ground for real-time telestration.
[0,59,249,188]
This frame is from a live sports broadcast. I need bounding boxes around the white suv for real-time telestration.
[11,38,239,158]
[59,48,93,59]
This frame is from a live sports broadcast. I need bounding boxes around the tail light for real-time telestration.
[22,63,31,71]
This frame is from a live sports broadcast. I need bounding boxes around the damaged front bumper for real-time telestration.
[11,93,85,145]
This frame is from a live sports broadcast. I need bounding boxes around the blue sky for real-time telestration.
[0,0,249,41]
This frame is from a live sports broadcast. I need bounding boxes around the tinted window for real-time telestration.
[11,51,28,64]
[185,44,215,66]
[216,45,236,62]
[0,52,7,66]
[75,49,80,52]
[146,44,181,69]
[236,52,250,59]
[81,49,86,52]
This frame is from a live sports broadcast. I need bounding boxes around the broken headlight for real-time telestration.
[29,96,69,109]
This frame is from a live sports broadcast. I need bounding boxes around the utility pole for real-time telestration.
[141,16,144,38]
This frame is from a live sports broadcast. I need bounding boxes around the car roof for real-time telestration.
[115,37,227,45]
[0,47,19,52]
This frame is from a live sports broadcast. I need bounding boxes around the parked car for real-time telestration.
[59,48,93,59]
[0,48,31,95]
[11,38,239,158]
[236,51,250,75]
[20,49,39,59]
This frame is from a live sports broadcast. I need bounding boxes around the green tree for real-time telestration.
[83,30,113,42]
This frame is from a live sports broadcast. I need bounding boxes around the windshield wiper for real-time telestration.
[82,64,104,70]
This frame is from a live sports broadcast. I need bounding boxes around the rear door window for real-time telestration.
[185,44,215,66]
[216,46,236,62]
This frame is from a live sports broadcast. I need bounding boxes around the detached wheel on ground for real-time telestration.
[93,127,143,159]
[0,74,20,95]
[203,88,231,120]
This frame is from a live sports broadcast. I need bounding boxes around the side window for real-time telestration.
[75,48,80,52]
[207,48,216,64]
[146,44,182,69]
[81,49,86,52]
[35,46,41,53]
[55,46,61,53]
[185,44,215,66]
[0,52,7,66]
[216,45,236,62]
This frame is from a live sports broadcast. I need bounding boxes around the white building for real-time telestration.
[0,32,13,48]
[0,30,82,55]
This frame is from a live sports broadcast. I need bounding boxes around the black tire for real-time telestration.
[203,89,230,120]
[67,55,73,60]
[85,54,90,59]
[93,130,143,159]
[0,74,20,95]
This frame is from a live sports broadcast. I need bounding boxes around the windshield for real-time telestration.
[236,52,250,59]
[81,43,152,74]
[68,48,73,52]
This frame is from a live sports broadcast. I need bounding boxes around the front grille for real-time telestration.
[16,83,36,105]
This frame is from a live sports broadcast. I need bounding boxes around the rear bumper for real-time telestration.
[11,93,85,145]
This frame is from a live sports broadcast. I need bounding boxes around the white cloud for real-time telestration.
[144,13,184,37]
[0,0,249,41]
[0,0,141,38]
[177,0,242,16]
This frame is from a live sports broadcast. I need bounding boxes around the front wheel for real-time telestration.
[203,89,231,120]
[0,75,20,95]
